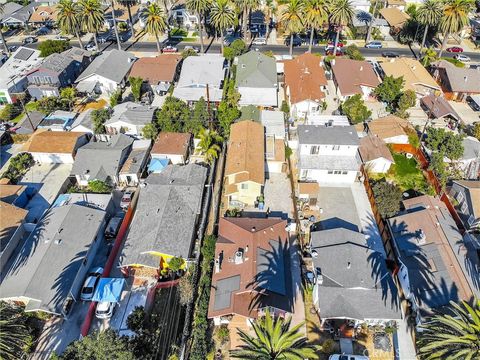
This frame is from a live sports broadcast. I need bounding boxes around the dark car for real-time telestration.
[466,96,480,111]
[446,46,463,53]
[23,36,38,44]
[285,35,303,47]
[381,51,399,58]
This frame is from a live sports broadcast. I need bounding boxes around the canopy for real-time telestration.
[92,278,125,303]
[76,80,98,93]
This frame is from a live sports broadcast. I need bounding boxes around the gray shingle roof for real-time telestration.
[298,125,359,145]
[0,3,23,21]
[76,49,135,84]
[70,109,94,131]
[105,102,156,126]
[434,60,480,93]
[236,51,277,88]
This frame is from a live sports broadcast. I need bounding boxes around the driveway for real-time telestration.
[449,100,480,125]
[263,172,293,219]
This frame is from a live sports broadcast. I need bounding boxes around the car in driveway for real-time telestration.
[466,96,480,111]
[105,215,123,239]
[365,41,382,48]
[453,53,470,62]
[80,267,103,301]
[120,191,134,209]
[23,36,38,44]
[162,45,178,53]
[381,51,399,58]
[35,27,50,36]
[95,301,115,319]
[446,46,463,53]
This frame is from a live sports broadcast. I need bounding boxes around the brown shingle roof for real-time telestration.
[129,55,182,84]
[360,115,412,140]
[380,7,410,27]
[381,58,439,93]
[0,201,27,250]
[359,134,394,163]
[151,132,192,156]
[29,6,57,23]
[331,58,380,97]
[0,184,27,204]
[284,53,327,104]
[421,94,459,120]
[225,121,265,185]
[23,130,85,154]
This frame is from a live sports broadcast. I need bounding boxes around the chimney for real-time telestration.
[464,76,468,82]
[215,258,220,273]
[347,261,351,269]
[251,226,256,232]
[360,66,363,71]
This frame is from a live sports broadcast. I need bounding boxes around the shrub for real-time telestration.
[345,44,365,60]
[87,179,112,193]
[215,326,229,345]
[0,103,21,122]
[38,40,70,57]
[2,152,33,183]
[372,181,403,218]
[321,339,335,354]
[168,256,185,272]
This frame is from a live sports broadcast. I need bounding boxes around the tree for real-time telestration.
[141,3,168,54]
[395,89,416,118]
[429,150,448,187]
[417,0,442,53]
[60,87,77,110]
[439,0,475,57]
[0,302,30,360]
[425,127,464,160]
[217,80,240,136]
[418,298,480,359]
[117,0,138,37]
[0,4,10,55]
[210,0,236,54]
[167,256,185,272]
[60,329,134,359]
[87,179,112,193]
[345,44,365,60]
[371,181,403,218]
[196,127,223,164]
[36,96,70,113]
[2,153,33,183]
[230,310,319,359]
[186,0,211,53]
[329,0,354,56]
[126,306,146,333]
[129,76,143,102]
[38,39,71,57]
[57,0,83,48]
[281,0,305,56]
[110,89,122,107]
[473,122,480,141]
[91,108,110,134]
[304,0,328,52]
[156,97,191,132]
[341,94,371,124]
[142,122,158,140]
[181,48,198,59]
[192,97,209,129]
[223,39,247,62]
[78,0,104,50]
[236,0,260,41]
[0,103,21,121]
[374,75,404,110]
[421,46,438,67]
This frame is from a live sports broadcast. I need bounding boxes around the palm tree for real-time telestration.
[210,0,236,53]
[304,0,329,52]
[0,4,10,55]
[196,128,223,164]
[329,0,354,56]
[236,0,260,41]
[0,302,30,360]
[264,0,277,38]
[417,0,442,53]
[439,0,474,57]
[57,0,83,48]
[109,0,122,50]
[418,299,480,359]
[117,0,138,37]
[78,0,104,50]
[281,0,305,56]
[186,0,211,53]
[230,310,319,359]
[421,46,438,66]
[141,3,168,54]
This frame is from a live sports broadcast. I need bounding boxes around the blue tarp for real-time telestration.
[92,278,126,303]
[148,158,170,173]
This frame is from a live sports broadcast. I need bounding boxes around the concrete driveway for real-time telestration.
[263,172,293,219]
[449,100,480,125]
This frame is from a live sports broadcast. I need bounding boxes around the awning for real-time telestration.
[92,278,126,303]
[76,80,98,93]
[148,158,170,173]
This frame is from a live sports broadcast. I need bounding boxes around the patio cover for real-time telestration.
[92,278,125,303]
[148,158,170,173]
[76,79,98,93]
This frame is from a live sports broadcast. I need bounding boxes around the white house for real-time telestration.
[105,102,156,139]
[169,5,198,29]
[118,140,151,187]
[151,132,193,165]
[298,125,361,184]
[359,134,394,174]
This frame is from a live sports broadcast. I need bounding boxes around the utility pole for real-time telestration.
[206,83,212,130]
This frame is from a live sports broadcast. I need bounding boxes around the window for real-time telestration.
[342,171,348,175]
[327,170,333,174]
[240,183,248,190]
[332,145,340,151]
[310,146,319,155]
[334,170,341,175]
[456,191,464,204]
[461,202,468,213]
[467,214,475,226]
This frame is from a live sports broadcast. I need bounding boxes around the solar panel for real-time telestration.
[213,275,240,310]
[14,48,34,61]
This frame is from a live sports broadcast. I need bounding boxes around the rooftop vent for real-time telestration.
[55,238,62,245]
[347,261,351,269]
[251,226,256,232]
[234,249,244,264]
[417,229,427,245]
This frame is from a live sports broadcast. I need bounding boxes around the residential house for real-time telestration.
[208,217,293,348]
[387,195,479,326]
[37,110,77,131]
[379,7,410,32]
[449,180,480,232]
[431,60,480,101]
[357,115,413,144]
[284,53,328,119]
[118,140,151,186]
[359,134,394,173]
[104,102,156,139]
[386,0,406,10]
[380,58,440,98]
[297,125,361,184]
[305,114,350,127]
[28,5,57,27]
[0,2,36,27]
[27,47,92,99]
[0,47,41,104]
[150,132,192,165]
[236,51,277,107]
[119,164,207,279]
[129,54,182,95]
[71,134,133,187]
[0,195,112,316]
[311,228,400,325]
[23,130,89,164]
[173,54,226,103]
[11,111,45,135]
[458,137,480,180]
[0,201,28,272]
[224,121,265,208]
[239,106,285,139]
[169,4,198,29]
[104,3,139,28]
[0,3,23,26]
[76,49,136,95]
[331,58,380,101]
[70,109,94,134]
[421,94,460,124]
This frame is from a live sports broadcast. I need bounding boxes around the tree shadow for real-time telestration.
[455,233,480,293]
[312,216,359,233]
[367,250,400,311]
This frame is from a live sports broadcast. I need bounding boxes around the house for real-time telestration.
[236,51,277,107]
[431,60,480,101]
[379,7,410,32]
[239,106,285,139]
[420,94,460,124]
[169,4,198,29]
[380,58,440,98]
[104,3,140,28]
[449,180,480,232]
[387,195,479,326]
[27,47,92,99]
[0,47,41,104]
[11,111,45,135]
[208,217,293,347]
[0,184,29,208]
[297,125,361,184]
[458,137,480,180]
[129,54,182,95]
[359,134,394,173]
[0,195,112,316]
[104,102,156,138]
[150,132,192,165]
[224,121,265,209]
[0,2,36,27]
[70,109,94,134]
[386,0,406,10]
[28,5,57,27]
[173,54,226,103]
[23,130,89,164]
[71,134,133,187]
[358,115,413,144]
[37,110,77,131]
[119,164,207,279]
[76,49,136,95]
[311,228,400,325]
[265,135,286,174]
[284,53,328,119]
[0,3,23,25]
[118,140,151,187]
[305,114,350,127]
[0,201,28,272]
[331,58,380,101]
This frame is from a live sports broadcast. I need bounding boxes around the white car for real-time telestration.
[95,301,115,319]
[329,355,369,360]
[80,267,103,301]
[85,42,97,51]
[120,191,134,209]
[252,37,267,45]
[453,54,470,62]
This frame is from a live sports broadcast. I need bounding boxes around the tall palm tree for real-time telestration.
[117,0,138,37]
[417,0,442,54]
[196,128,223,164]
[109,0,122,50]
[418,299,480,359]
[78,0,104,50]
[304,0,329,52]
[439,0,474,57]
[264,0,277,38]
[141,3,168,54]
[236,0,260,41]
[0,302,30,360]
[186,0,211,53]
[281,0,305,56]
[329,0,354,56]
[0,4,10,55]
[210,0,236,53]
[230,310,319,359]
[57,0,83,48]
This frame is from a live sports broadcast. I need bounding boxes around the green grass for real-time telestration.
[440,57,465,68]
[11,112,24,124]
[386,153,432,193]
[170,28,188,37]
[181,37,197,42]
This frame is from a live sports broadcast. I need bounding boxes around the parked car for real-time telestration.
[8,45,17,52]
[381,51,399,58]
[453,53,470,62]
[252,37,267,45]
[35,27,50,36]
[80,267,103,301]
[183,45,199,53]
[56,35,70,41]
[120,191,134,209]
[85,42,97,51]
[365,41,382,48]
[329,355,370,360]
[105,216,123,239]
[285,35,303,47]
[466,97,480,111]
[162,45,178,53]
[446,46,463,53]
[95,301,115,319]
[23,36,38,44]
[325,48,344,56]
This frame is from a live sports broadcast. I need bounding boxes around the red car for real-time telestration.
[162,45,178,53]
[446,46,463,53]
[325,48,344,56]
